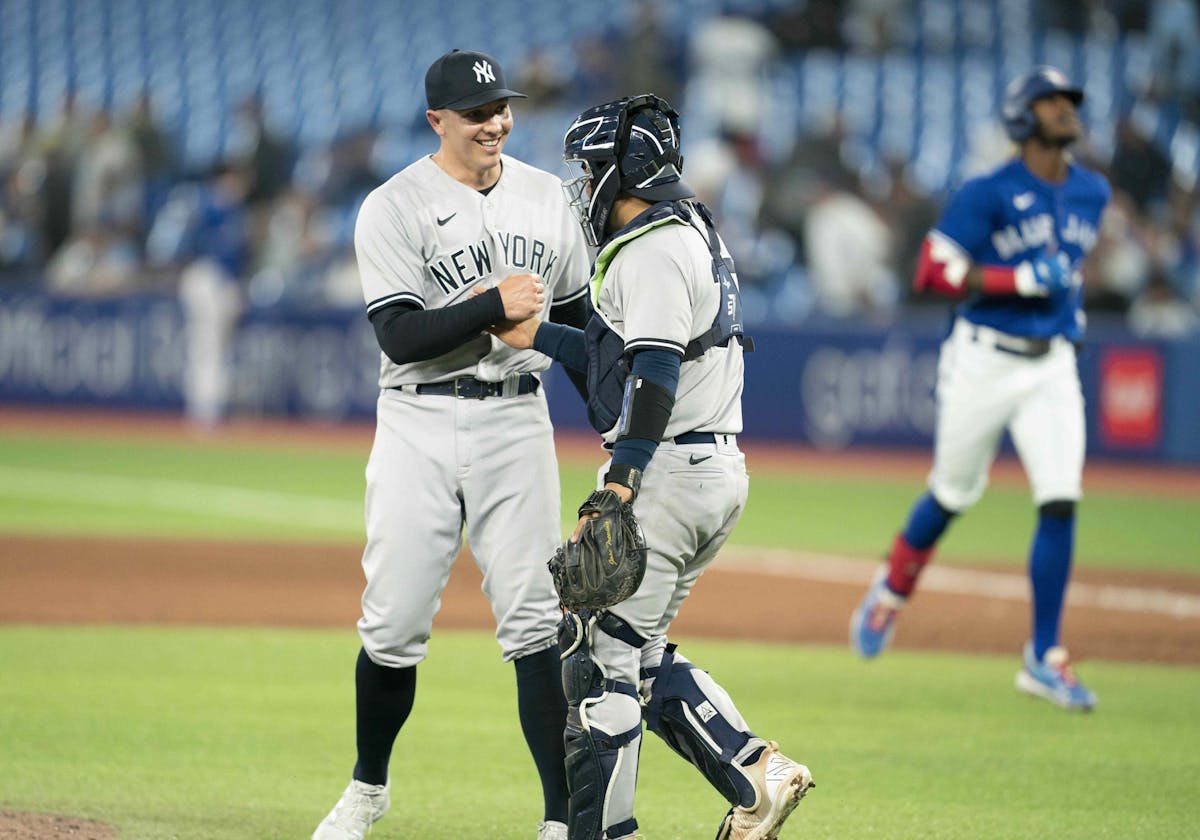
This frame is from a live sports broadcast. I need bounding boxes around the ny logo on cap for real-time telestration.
[473,60,495,84]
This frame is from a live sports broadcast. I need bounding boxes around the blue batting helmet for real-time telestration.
[1001,65,1084,141]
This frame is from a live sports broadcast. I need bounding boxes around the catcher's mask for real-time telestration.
[562,93,694,246]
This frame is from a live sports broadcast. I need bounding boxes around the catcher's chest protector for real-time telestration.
[583,200,753,433]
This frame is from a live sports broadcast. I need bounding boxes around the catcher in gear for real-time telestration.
[489,94,815,840]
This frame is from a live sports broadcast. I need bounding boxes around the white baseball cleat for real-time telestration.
[716,742,814,839]
[536,819,568,840]
[312,779,390,840]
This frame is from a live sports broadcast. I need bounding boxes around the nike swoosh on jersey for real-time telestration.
[1013,192,1035,211]
[688,454,713,465]
[437,213,457,226]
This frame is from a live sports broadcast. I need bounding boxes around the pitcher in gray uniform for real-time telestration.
[313,49,589,840]
[488,95,815,840]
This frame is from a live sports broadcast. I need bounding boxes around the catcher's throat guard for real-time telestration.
[549,489,647,610]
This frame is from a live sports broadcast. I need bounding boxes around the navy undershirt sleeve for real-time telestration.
[546,295,590,402]
[532,321,588,373]
[609,349,681,473]
[630,349,681,393]
[368,289,505,364]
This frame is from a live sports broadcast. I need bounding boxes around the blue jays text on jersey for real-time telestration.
[936,158,1109,340]
[990,210,1099,260]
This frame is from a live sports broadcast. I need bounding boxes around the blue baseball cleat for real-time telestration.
[849,570,907,659]
[1015,642,1097,711]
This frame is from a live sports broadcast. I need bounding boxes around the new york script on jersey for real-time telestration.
[428,231,562,294]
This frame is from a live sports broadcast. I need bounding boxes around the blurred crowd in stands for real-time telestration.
[0,0,1196,341]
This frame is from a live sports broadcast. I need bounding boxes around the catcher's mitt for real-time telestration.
[549,489,647,611]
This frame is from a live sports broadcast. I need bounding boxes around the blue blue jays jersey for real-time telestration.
[936,158,1110,340]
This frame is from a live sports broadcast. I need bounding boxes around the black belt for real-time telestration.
[394,373,539,399]
[672,431,734,445]
[969,326,1052,358]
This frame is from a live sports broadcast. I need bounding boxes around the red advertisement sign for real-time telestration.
[1099,349,1162,449]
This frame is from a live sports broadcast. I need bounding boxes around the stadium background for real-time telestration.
[0,0,1197,462]
[1,2,1199,838]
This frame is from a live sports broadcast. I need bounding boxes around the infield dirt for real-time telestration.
[2,534,1198,665]
[2,407,1198,666]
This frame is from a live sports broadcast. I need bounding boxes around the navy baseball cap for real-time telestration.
[425,49,527,111]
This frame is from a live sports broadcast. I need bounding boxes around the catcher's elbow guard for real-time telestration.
[616,375,674,442]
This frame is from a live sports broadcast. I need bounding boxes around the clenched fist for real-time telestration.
[496,273,546,321]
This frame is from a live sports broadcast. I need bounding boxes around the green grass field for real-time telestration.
[1,627,1196,839]
[1,425,1198,838]
[0,428,1196,570]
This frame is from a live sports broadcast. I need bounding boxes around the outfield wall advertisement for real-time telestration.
[1,291,1196,463]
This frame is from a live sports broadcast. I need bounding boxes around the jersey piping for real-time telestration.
[367,290,425,314]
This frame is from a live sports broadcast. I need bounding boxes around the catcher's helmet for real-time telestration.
[562,94,694,246]
[1001,65,1084,142]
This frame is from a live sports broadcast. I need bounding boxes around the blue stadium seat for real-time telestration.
[0,0,1191,207]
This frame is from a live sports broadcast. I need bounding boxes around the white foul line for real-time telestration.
[0,465,361,532]
[722,548,1200,620]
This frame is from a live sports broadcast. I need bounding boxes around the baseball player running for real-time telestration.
[312,49,590,840]
[850,66,1110,711]
[489,94,814,840]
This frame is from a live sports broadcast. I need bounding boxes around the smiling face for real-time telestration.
[427,99,513,186]
[1030,93,1081,147]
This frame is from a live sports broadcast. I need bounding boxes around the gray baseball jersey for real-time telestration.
[592,204,745,445]
[354,153,589,668]
[357,154,590,386]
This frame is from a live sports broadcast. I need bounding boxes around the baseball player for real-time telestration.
[849,66,1110,712]
[489,94,814,840]
[312,49,590,840]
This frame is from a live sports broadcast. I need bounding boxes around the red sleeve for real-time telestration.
[914,233,1023,297]
[913,236,967,297]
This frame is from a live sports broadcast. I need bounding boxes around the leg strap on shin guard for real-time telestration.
[642,643,677,732]
[561,611,641,705]
[596,611,648,649]
[643,645,757,807]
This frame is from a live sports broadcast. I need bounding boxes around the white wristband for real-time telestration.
[1013,261,1044,297]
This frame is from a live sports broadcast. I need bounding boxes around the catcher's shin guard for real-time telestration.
[642,643,763,808]
[559,612,642,840]
[563,711,641,840]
